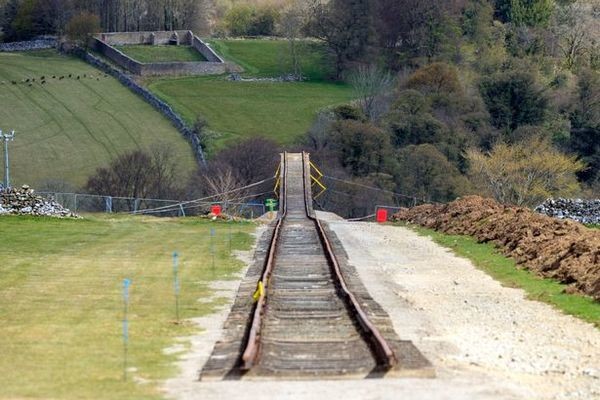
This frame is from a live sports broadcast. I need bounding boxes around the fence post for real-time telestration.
[74,194,78,212]
[106,196,113,213]
[179,204,185,217]
[133,199,139,213]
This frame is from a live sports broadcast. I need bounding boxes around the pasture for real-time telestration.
[148,76,354,149]
[114,45,207,63]
[208,39,334,81]
[0,50,196,189]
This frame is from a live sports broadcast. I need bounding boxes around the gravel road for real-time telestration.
[162,216,600,400]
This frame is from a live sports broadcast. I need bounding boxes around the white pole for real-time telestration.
[1,130,15,189]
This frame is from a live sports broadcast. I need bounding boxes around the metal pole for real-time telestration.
[3,138,8,188]
[1,130,15,189]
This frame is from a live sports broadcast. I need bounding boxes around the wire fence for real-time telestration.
[39,192,267,218]
[313,175,442,219]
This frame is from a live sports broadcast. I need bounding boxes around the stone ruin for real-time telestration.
[0,185,79,218]
[535,198,600,225]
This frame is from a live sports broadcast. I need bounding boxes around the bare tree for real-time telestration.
[551,1,600,70]
[348,64,393,120]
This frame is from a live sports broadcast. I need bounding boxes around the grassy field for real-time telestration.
[409,225,600,327]
[114,45,207,63]
[208,39,333,81]
[0,214,255,399]
[0,50,196,189]
[148,75,353,149]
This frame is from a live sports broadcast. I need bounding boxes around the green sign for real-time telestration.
[265,198,278,212]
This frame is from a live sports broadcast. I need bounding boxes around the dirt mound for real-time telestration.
[393,196,600,300]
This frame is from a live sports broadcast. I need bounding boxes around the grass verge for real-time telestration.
[148,75,353,149]
[407,224,600,328]
[0,50,196,188]
[0,214,255,399]
[114,45,207,63]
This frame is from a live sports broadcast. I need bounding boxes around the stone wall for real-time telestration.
[73,49,206,166]
[0,37,57,52]
[139,61,235,76]
[97,30,193,46]
[192,35,223,62]
[90,38,143,74]
[90,31,237,76]
[535,199,600,225]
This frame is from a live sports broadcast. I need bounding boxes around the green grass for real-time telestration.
[408,224,600,327]
[0,50,196,188]
[148,75,354,149]
[587,224,599,229]
[114,45,207,63]
[0,214,255,399]
[208,39,334,81]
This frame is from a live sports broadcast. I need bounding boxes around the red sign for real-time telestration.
[211,205,222,216]
[376,208,388,223]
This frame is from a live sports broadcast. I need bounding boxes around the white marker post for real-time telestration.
[122,278,131,381]
[173,252,180,322]
[210,228,216,270]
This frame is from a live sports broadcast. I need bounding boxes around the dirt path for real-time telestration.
[162,216,600,400]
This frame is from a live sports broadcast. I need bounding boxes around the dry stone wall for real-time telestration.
[536,198,600,225]
[99,30,193,46]
[0,37,57,52]
[89,31,234,77]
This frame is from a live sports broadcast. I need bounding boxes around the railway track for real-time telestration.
[200,152,432,379]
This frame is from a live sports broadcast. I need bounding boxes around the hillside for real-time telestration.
[0,50,196,189]
[147,39,354,150]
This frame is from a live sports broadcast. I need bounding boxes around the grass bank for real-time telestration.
[148,75,353,149]
[0,214,255,399]
[114,45,207,63]
[408,224,600,328]
[0,50,196,188]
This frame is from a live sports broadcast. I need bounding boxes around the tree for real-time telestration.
[66,12,100,47]
[330,119,391,176]
[551,1,599,70]
[467,136,584,207]
[85,147,182,202]
[406,62,462,95]
[509,0,554,28]
[348,64,393,120]
[395,144,472,202]
[279,2,306,77]
[305,0,372,78]
[479,70,548,131]
[373,0,465,67]
[387,112,447,148]
[494,0,555,27]
[210,137,280,185]
[570,69,600,185]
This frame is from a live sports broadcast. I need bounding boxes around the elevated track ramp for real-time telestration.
[200,153,433,379]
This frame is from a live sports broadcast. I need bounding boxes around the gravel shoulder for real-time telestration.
[162,216,600,400]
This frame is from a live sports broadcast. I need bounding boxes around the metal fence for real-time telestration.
[38,192,266,218]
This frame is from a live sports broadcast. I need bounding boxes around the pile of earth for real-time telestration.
[0,185,79,218]
[392,196,600,300]
[535,198,600,225]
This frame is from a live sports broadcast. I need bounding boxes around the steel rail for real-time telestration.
[302,152,398,370]
[240,152,288,370]
[239,151,397,373]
